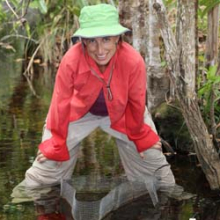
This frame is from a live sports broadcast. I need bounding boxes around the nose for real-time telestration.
[97,42,104,54]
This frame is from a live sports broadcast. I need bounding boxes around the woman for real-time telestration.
[12,4,178,205]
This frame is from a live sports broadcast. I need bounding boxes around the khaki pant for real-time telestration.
[12,107,176,205]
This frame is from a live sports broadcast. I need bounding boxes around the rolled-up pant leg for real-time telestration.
[25,113,101,188]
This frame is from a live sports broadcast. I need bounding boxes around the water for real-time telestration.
[0,48,220,220]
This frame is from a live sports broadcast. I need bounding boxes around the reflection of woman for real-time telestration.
[12,4,176,203]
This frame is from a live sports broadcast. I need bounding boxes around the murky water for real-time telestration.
[1,48,220,220]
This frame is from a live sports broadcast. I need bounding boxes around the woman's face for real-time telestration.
[84,36,119,69]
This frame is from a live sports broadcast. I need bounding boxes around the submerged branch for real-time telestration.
[23,73,40,98]
[23,40,43,76]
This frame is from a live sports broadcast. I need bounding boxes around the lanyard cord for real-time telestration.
[89,64,114,101]
[81,41,115,101]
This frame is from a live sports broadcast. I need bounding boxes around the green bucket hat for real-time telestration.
[73,4,130,38]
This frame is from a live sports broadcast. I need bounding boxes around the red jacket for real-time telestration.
[39,42,159,161]
[37,213,66,220]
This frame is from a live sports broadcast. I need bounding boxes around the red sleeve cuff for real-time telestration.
[134,130,160,152]
[38,138,70,161]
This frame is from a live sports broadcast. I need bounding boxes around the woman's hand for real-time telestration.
[140,141,162,159]
[37,150,48,163]
[36,150,62,167]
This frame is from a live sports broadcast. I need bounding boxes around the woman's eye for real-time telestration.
[103,37,110,42]
[87,39,96,44]
[86,38,95,45]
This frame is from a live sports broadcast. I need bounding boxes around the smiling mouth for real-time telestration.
[96,55,107,60]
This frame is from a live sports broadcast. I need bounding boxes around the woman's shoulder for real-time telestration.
[57,43,85,73]
[63,43,83,61]
[118,42,144,65]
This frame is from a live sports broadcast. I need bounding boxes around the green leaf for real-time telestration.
[29,0,47,14]
[29,1,38,9]
[198,83,211,97]
[200,0,220,17]
[72,6,81,17]
[207,65,217,79]
[25,22,31,38]
[198,55,205,62]
[161,61,167,67]
[38,0,47,14]
[213,77,220,84]
[0,4,7,21]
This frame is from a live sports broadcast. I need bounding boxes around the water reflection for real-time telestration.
[1,49,220,220]
[61,177,169,220]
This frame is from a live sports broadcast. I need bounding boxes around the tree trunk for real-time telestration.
[119,0,148,57]
[176,0,196,98]
[179,95,220,189]
[147,0,170,111]
[118,0,133,44]
[119,0,170,111]
[153,1,220,190]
